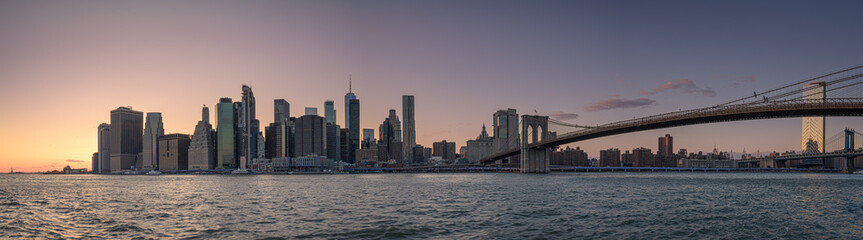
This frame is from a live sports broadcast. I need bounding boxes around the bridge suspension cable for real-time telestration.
[547,118,598,129]
[717,64,863,106]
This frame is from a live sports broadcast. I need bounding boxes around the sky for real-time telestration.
[2,0,863,172]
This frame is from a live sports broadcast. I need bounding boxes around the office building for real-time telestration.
[348,99,360,163]
[802,81,826,153]
[387,109,401,142]
[96,123,111,173]
[240,85,258,168]
[433,140,456,161]
[362,128,375,149]
[402,95,415,165]
[305,107,318,116]
[110,107,143,171]
[141,112,164,170]
[265,121,289,158]
[340,128,350,162]
[217,98,237,169]
[658,134,673,157]
[274,99,289,123]
[466,124,493,164]
[493,109,519,164]
[295,114,327,157]
[600,148,621,167]
[325,100,335,124]
[189,105,216,170]
[158,134,191,170]
[326,123,341,162]
[551,147,589,166]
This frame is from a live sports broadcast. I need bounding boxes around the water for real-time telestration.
[1,172,862,239]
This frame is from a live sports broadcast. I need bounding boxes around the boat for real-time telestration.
[146,170,162,175]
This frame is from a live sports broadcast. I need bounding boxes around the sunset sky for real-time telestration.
[2,0,863,172]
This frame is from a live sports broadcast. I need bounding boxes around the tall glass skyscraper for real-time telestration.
[348,99,360,163]
[325,100,336,124]
[240,85,257,168]
[402,95,415,165]
[274,99,289,123]
[217,98,236,169]
[142,112,164,170]
[96,123,111,173]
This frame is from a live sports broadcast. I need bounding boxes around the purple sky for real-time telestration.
[2,0,863,171]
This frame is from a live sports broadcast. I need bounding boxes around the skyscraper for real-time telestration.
[657,134,673,157]
[158,134,191,170]
[433,140,456,161]
[96,123,111,173]
[189,105,216,170]
[325,100,335,124]
[362,128,375,149]
[348,98,360,164]
[387,109,401,142]
[217,98,236,169]
[493,109,519,164]
[402,95,415,165]
[142,112,164,170]
[274,99,289,123]
[295,114,327,157]
[240,85,257,169]
[110,107,143,171]
[326,123,341,162]
[802,81,826,153]
[305,107,318,116]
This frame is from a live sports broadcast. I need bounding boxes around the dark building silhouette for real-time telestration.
[110,107,143,171]
[158,134,191,170]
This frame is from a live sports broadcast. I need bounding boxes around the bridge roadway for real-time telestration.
[482,98,863,164]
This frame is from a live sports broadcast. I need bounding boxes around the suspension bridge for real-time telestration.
[480,65,863,173]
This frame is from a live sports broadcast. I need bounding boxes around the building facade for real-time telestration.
[158,134,191,170]
[802,81,826,153]
[217,98,236,169]
[493,109,519,164]
[466,124,493,164]
[96,123,111,173]
[658,134,673,157]
[110,107,143,171]
[142,112,164,170]
[433,140,456,161]
[324,100,335,124]
[274,99,289,123]
[402,95,416,165]
[600,148,621,167]
[189,105,216,170]
[294,115,327,157]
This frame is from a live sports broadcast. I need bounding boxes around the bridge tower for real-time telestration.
[843,128,856,172]
[521,115,550,173]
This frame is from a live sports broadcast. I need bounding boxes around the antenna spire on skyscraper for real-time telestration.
[349,74,352,93]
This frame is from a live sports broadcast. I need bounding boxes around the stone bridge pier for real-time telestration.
[521,115,550,173]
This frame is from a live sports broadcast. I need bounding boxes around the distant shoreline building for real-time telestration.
[189,105,216,170]
[142,112,164,170]
[110,107,143,171]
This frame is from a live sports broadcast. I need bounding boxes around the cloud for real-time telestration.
[583,98,656,112]
[640,79,716,97]
[731,75,756,88]
[550,111,579,120]
[66,159,85,163]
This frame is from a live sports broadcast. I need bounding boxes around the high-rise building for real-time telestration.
[340,128,350,162]
[802,81,826,153]
[632,147,654,167]
[189,105,216,170]
[378,117,400,161]
[387,109,401,142]
[141,112,164,170]
[402,95,416,165]
[217,98,236,169]
[348,99,360,164]
[265,121,290,159]
[493,109,519,164]
[305,107,318,116]
[158,134,191,170]
[657,134,673,157]
[110,107,143,171]
[433,140,456,161]
[295,115,327,157]
[326,123,341,162]
[600,148,621,167]
[96,123,111,173]
[324,100,335,124]
[551,147,589,166]
[240,85,258,169]
[362,128,375,149]
[466,124,493,164]
[91,152,98,173]
[274,99,290,123]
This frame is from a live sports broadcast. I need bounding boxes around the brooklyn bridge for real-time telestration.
[480,65,863,173]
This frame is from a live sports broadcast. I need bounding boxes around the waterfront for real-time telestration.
[2,173,862,239]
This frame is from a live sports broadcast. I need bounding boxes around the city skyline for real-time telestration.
[3,0,863,172]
